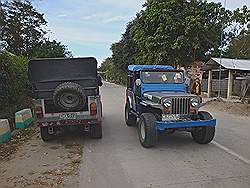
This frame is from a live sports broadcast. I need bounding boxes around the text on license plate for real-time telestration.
[162,114,180,121]
[59,113,77,120]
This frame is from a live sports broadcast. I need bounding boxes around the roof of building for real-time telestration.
[204,58,250,71]
[128,65,174,71]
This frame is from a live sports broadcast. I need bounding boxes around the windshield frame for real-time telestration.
[140,69,185,84]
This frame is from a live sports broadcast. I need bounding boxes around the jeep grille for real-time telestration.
[172,98,190,114]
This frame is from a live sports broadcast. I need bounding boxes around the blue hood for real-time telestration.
[141,83,187,94]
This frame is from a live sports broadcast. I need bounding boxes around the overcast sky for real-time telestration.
[34,0,250,65]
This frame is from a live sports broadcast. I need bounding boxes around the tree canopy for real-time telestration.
[0,0,71,58]
[101,0,249,84]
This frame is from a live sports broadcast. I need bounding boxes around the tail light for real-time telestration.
[35,106,43,119]
[90,102,97,116]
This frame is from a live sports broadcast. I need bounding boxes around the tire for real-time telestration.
[90,123,103,139]
[138,113,157,148]
[53,82,86,111]
[125,103,137,127]
[191,111,215,144]
[40,127,54,142]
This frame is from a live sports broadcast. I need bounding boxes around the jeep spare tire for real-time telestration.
[53,82,86,111]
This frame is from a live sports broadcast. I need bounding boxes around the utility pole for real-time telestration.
[0,0,3,51]
[218,0,227,99]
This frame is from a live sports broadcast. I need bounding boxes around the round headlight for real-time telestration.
[191,98,200,107]
[163,98,172,108]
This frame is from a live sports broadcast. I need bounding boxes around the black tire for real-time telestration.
[40,127,54,142]
[125,103,137,127]
[90,123,103,139]
[138,113,157,148]
[191,111,215,144]
[53,82,86,111]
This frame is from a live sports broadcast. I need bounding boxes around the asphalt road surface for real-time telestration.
[79,82,250,188]
[1,82,249,188]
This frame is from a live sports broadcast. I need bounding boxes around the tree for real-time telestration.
[111,21,139,69]
[225,27,250,59]
[0,0,47,57]
[32,40,72,58]
[133,0,249,66]
[101,0,249,84]
[0,51,30,119]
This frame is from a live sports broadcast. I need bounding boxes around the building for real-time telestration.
[202,58,250,99]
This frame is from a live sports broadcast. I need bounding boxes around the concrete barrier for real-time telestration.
[15,109,34,129]
[0,119,11,144]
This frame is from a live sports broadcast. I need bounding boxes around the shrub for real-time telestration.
[0,51,31,123]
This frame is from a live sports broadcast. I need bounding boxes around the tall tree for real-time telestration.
[32,40,72,58]
[133,0,249,66]
[225,27,250,59]
[0,0,47,56]
[111,21,139,70]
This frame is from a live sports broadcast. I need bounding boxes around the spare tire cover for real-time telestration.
[53,82,86,111]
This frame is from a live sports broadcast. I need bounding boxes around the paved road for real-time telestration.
[1,82,249,188]
[79,82,250,188]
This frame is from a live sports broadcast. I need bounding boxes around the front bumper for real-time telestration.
[156,119,216,131]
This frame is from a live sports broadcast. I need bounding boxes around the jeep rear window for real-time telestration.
[141,71,184,84]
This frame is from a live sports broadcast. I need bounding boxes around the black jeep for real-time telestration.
[28,57,103,141]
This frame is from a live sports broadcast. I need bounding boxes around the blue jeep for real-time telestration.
[125,65,216,148]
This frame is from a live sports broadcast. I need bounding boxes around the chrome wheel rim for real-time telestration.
[140,121,146,141]
[125,106,129,121]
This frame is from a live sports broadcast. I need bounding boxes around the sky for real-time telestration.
[33,0,250,66]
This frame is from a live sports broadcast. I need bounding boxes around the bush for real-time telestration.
[0,51,31,123]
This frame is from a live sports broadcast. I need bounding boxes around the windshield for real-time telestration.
[141,71,184,84]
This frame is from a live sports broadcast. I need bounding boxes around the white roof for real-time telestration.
[211,58,250,71]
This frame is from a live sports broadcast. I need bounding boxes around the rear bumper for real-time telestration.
[37,119,101,127]
[156,119,216,131]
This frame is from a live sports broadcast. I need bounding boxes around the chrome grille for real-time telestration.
[172,98,190,114]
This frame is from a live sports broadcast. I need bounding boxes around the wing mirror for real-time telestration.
[135,79,141,86]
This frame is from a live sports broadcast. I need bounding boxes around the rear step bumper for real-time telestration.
[37,119,101,127]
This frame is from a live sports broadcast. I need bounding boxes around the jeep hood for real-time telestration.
[143,91,197,104]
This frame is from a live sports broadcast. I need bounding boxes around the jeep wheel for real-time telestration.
[40,127,54,142]
[191,111,215,144]
[138,113,157,148]
[90,123,102,139]
[125,103,137,127]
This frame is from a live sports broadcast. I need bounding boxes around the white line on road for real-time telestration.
[212,141,250,165]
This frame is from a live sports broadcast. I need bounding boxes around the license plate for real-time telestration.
[162,114,180,121]
[59,113,77,120]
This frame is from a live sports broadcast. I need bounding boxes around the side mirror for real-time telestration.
[97,75,103,86]
[135,79,141,86]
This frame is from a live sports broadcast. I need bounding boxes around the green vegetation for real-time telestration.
[0,0,72,121]
[100,0,249,84]
[0,51,30,122]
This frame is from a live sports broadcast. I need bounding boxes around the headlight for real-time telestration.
[191,98,200,107]
[163,98,172,108]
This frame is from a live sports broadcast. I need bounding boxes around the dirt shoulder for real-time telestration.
[0,129,84,188]
[203,100,250,117]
